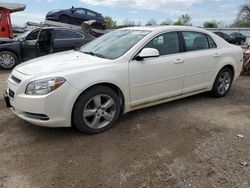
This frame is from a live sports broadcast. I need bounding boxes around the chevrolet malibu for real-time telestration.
[4,26,243,134]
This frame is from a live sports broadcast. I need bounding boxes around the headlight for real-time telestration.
[26,77,65,95]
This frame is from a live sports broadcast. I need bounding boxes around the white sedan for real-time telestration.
[4,26,243,134]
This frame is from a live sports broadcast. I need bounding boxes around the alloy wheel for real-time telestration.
[0,54,16,68]
[83,94,116,129]
[217,71,231,95]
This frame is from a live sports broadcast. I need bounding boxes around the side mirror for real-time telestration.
[71,6,76,13]
[136,48,160,61]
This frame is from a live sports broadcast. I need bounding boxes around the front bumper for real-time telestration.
[3,89,11,108]
[5,71,80,128]
[45,15,58,21]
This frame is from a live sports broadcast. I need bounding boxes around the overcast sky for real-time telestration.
[3,0,245,26]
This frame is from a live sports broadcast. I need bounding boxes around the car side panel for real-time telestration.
[208,46,243,90]
[182,49,219,93]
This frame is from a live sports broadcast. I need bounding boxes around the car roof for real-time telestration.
[120,26,215,35]
[68,7,101,15]
[33,27,82,33]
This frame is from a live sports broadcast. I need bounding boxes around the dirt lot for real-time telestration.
[0,71,249,188]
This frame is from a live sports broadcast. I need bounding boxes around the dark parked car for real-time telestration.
[214,32,236,44]
[0,27,94,69]
[230,32,246,45]
[46,7,106,30]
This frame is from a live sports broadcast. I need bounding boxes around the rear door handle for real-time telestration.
[214,53,220,58]
[174,58,184,64]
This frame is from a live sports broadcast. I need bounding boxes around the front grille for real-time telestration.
[9,89,15,99]
[10,75,21,85]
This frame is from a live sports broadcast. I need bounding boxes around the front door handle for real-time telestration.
[174,58,184,64]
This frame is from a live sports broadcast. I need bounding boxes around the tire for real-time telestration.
[73,86,121,134]
[210,67,234,98]
[0,51,18,70]
[59,15,70,24]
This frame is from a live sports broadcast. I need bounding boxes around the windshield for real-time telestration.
[14,30,31,41]
[80,29,151,60]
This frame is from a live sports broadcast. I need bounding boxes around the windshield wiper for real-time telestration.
[83,51,106,59]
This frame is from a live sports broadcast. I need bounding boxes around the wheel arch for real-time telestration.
[221,64,235,78]
[71,82,126,126]
[210,63,235,90]
[0,49,20,62]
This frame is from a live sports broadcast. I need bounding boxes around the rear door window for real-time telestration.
[182,32,209,51]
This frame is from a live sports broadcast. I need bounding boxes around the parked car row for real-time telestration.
[214,31,246,45]
[0,27,94,69]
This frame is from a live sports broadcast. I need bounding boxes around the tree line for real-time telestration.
[105,3,250,29]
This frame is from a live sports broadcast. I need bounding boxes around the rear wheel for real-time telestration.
[73,86,121,134]
[210,67,233,97]
[59,15,70,24]
[0,51,18,70]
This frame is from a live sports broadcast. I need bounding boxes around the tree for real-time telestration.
[233,3,250,27]
[238,3,250,20]
[160,19,173,26]
[145,18,158,26]
[122,18,136,27]
[104,16,117,29]
[174,14,192,26]
[203,20,219,28]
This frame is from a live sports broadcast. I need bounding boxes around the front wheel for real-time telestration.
[0,51,18,70]
[210,67,234,98]
[73,86,121,134]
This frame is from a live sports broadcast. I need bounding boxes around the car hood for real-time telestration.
[0,38,16,44]
[15,50,111,75]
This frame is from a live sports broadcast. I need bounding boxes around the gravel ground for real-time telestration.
[0,71,249,188]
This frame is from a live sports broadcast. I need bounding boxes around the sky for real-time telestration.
[3,0,246,27]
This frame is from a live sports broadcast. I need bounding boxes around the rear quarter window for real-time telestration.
[87,11,97,17]
[55,30,83,39]
[207,36,217,49]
